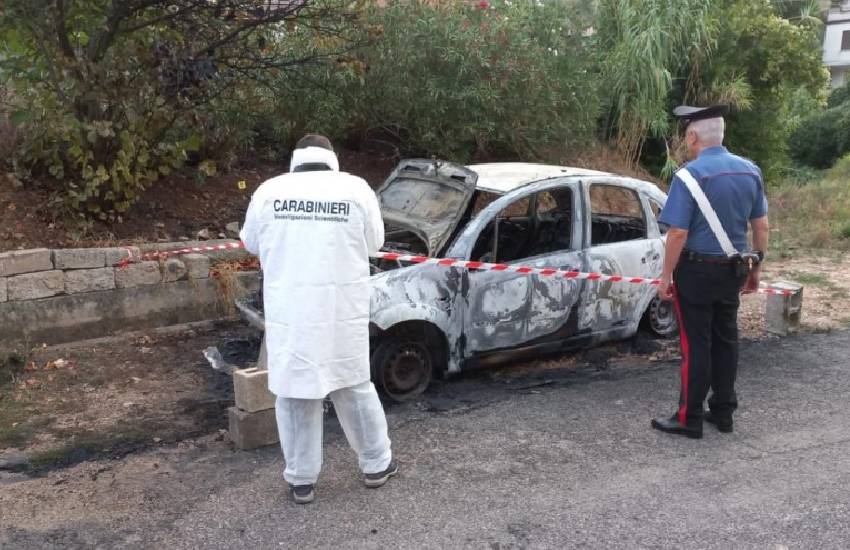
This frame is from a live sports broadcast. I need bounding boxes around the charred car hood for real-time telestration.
[376,159,478,256]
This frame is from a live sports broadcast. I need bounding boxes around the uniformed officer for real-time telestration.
[651,105,770,439]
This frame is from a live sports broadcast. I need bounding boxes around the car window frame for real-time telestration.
[456,178,583,263]
[645,197,667,237]
[584,181,650,248]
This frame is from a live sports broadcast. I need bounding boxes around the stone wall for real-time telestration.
[0,242,257,349]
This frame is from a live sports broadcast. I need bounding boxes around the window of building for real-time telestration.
[842,30,850,51]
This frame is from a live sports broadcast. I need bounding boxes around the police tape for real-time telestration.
[137,242,245,260]
[121,241,793,297]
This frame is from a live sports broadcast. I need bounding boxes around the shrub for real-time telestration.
[828,80,850,108]
[696,0,829,179]
[0,1,362,219]
[789,107,850,169]
[284,0,601,161]
[826,153,850,180]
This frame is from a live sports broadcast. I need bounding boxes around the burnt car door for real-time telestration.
[521,186,585,342]
[457,180,584,355]
[462,194,533,353]
[579,180,662,333]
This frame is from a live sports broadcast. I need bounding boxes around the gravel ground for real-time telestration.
[2,330,849,549]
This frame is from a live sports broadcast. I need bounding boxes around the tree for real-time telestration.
[0,1,363,218]
[273,0,601,161]
[596,0,714,162]
[790,83,850,168]
[687,0,829,179]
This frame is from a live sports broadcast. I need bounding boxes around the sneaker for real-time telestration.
[704,411,733,433]
[364,461,399,488]
[289,484,315,504]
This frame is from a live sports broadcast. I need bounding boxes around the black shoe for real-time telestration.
[289,484,315,504]
[651,416,703,439]
[364,461,398,488]
[704,411,733,433]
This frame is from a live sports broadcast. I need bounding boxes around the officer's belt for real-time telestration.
[681,250,736,265]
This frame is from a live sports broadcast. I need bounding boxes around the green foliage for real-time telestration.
[690,0,829,179]
[790,78,850,170]
[827,80,850,108]
[597,0,714,160]
[825,152,850,181]
[0,0,362,219]
[0,0,837,217]
[789,107,850,168]
[6,75,191,217]
[771,158,850,251]
[275,0,600,161]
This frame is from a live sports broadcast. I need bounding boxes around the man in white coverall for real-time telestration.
[240,134,396,505]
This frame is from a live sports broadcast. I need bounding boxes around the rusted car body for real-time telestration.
[238,160,675,401]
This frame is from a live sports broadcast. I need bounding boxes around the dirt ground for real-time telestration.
[0,151,397,251]
[0,321,258,473]
[739,250,850,336]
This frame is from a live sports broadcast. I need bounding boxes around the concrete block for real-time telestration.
[183,254,210,279]
[233,368,276,413]
[257,336,267,370]
[766,281,804,337]
[225,221,241,239]
[0,278,6,303]
[105,247,141,267]
[52,248,106,269]
[163,258,188,283]
[0,248,53,277]
[64,267,116,294]
[114,261,162,289]
[228,407,279,450]
[7,270,64,301]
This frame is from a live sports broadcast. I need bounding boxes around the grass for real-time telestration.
[781,271,835,288]
[770,162,850,254]
[0,413,52,449]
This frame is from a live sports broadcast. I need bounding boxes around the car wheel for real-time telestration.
[642,296,679,338]
[371,333,434,402]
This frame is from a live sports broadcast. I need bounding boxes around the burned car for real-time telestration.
[238,160,675,401]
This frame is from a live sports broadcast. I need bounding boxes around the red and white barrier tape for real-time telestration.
[373,252,792,296]
[140,242,247,260]
[122,241,793,297]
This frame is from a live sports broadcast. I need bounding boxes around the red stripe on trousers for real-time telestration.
[673,288,690,425]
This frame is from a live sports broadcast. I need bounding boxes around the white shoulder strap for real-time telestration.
[675,168,739,258]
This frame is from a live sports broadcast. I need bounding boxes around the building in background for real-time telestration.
[824,0,850,87]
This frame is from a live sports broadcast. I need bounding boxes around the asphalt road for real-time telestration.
[2,330,850,549]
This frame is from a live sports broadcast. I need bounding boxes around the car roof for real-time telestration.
[467,163,612,194]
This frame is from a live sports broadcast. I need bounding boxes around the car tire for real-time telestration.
[371,331,434,402]
[642,296,679,338]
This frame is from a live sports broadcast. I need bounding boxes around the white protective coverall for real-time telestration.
[240,146,391,485]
